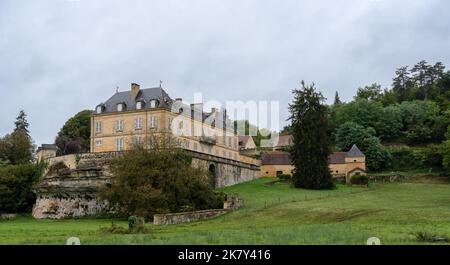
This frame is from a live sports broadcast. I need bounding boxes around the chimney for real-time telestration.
[190,103,203,121]
[131,83,140,100]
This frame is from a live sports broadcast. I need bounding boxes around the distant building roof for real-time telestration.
[273,135,293,148]
[346,144,365,158]
[328,152,346,164]
[37,144,58,152]
[262,144,365,166]
[348,167,366,174]
[239,136,253,148]
[261,152,291,165]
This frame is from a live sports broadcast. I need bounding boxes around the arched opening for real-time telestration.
[208,164,217,188]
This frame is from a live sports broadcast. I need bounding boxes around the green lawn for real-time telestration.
[1,178,450,245]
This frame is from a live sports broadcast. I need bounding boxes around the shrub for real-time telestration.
[0,163,45,213]
[388,145,446,171]
[47,161,68,175]
[128,215,145,230]
[99,138,225,220]
[99,220,151,234]
[350,174,369,186]
[415,231,448,243]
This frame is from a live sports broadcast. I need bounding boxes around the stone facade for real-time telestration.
[189,151,260,188]
[153,209,229,225]
[33,151,258,219]
[90,83,257,169]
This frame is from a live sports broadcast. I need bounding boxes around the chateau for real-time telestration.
[31,83,261,219]
[91,83,252,165]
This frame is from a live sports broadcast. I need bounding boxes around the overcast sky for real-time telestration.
[1,0,450,146]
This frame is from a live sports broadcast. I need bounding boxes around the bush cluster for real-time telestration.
[99,144,225,220]
[0,163,45,213]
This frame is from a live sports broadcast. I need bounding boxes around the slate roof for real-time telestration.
[97,87,173,113]
[261,152,291,165]
[346,144,365,157]
[95,85,237,132]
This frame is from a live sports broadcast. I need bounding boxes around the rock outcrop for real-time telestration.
[32,155,113,219]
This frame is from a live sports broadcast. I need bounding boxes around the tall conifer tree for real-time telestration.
[288,81,334,189]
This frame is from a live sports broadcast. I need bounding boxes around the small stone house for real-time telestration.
[260,144,366,183]
[36,144,58,163]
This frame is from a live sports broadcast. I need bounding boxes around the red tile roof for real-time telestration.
[328,152,346,164]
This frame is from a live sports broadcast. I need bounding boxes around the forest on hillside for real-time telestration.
[280,60,450,173]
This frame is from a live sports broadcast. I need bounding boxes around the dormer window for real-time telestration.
[136,101,143,110]
[150,99,157,108]
[96,105,103,114]
[117,103,125,112]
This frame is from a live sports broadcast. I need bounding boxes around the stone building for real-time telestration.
[36,144,58,163]
[91,83,254,165]
[32,83,261,219]
[260,144,366,183]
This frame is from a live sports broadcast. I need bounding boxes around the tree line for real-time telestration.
[0,111,45,213]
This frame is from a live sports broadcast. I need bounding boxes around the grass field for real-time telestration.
[1,177,450,245]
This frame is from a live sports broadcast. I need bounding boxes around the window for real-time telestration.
[95,140,102,146]
[96,106,102,114]
[150,116,157,128]
[95,121,102,133]
[135,117,142,130]
[185,140,190,149]
[116,120,124,132]
[208,146,212,154]
[167,117,173,130]
[117,103,123,112]
[216,149,219,156]
[194,142,198,151]
[135,135,142,145]
[136,101,142,110]
[116,138,124,151]
[150,100,157,108]
[223,150,226,157]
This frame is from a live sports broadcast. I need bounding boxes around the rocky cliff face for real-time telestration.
[32,155,113,219]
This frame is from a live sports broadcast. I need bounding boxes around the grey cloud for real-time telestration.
[1,0,449,145]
